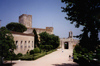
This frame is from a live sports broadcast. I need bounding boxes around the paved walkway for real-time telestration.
[7,49,79,66]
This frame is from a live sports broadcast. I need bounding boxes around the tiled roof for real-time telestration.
[11,31,34,36]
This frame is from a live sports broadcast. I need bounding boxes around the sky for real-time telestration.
[0,0,83,39]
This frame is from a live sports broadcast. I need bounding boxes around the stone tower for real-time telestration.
[69,31,73,38]
[19,14,32,28]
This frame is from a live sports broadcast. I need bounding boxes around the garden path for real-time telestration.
[7,49,79,66]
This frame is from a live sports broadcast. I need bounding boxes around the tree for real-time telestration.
[6,22,27,32]
[0,27,16,64]
[33,29,39,48]
[61,0,100,51]
[39,32,60,49]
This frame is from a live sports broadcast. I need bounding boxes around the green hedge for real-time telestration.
[20,49,56,60]
[19,55,34,60]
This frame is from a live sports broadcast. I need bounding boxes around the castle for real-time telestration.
[12,14,53,54]
[12,14,78,54]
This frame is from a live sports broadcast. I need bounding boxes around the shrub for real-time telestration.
[19,55,34,60]
[12,53,19,60]
[30,50,34,55]
[17,53,23,57]
[33,48,40,53]
[39,45,53,51]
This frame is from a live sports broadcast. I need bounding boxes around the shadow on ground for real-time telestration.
[0,63,16,66]
[52,63,79,66]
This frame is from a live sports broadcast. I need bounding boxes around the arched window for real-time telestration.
[25,41,27,45]
[28,41,30,44]
[32,41,33,47]
[21,45,23,49]
[21,41,23,44]
[16,45,18,49]
[25,46,27,48]
[16,41,18,49]
[16,41,18,45]
[28,46,30,48]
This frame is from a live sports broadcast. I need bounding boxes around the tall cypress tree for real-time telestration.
[33,29,39,48]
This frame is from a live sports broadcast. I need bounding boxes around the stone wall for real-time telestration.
[60,31,79,49]
[11,32,34,54]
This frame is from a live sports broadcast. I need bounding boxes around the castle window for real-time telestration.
[21,41,23,44]
[25,46,27,48]
[28,46,30,48]
[25,41,27,43]
[25,41,27,45]
[16,41,18,45]
[21,45,23,48]
[16,45,18,49]
[28,41,30,44]
[32,41,33,47]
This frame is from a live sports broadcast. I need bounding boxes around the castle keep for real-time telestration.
[19,14,32,28]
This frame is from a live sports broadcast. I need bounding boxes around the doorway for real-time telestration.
[64,42,69,49]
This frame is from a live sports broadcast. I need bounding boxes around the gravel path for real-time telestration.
[7,49,79,66]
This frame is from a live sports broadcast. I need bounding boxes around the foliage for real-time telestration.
[17,53,23,57]
[33,48,41,53]
[6,22,27,33]
[19,55,34,60]
[95,46,100,61]
[61,0,100,51]
[39,45,53,51]
[30,50,34,55]
[73,45,94,65]
[0,27,16,64]
[39,32,60,49]
[33,29,39,48]
[19,49,56,60]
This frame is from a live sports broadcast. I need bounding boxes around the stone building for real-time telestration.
[60,31,79,49]
[11,31,34,54]
[19,14,53,40]
[12,14,53,54]
[12,14,78,54]
[24,27,53,40]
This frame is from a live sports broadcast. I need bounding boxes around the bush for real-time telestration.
[39,45,53,51]
[30,50,34,55]
[19,55,34,60]
[73,45,95,65]
[12,53,19,60]
[19,49,56,60]
[33,48,40,53]
[17,53,23,57]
